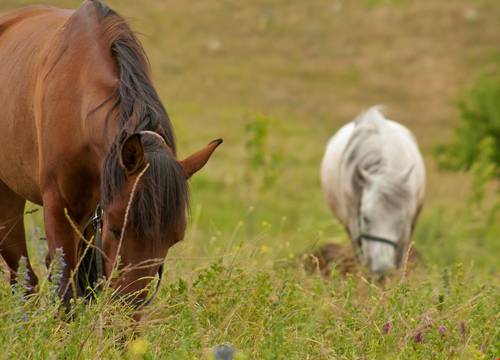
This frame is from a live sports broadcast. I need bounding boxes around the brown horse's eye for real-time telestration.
[110,229,121,239]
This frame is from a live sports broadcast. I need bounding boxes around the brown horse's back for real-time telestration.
[0,6,71,203]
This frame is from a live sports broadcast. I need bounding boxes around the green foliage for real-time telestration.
[435,76,500,211]
[469,137,497,205]
[436,76,500,178]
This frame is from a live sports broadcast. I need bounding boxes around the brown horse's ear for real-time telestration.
[179,139,223,179]
[120,133,145,175]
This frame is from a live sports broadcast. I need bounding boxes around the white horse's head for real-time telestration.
[355,166,415,274]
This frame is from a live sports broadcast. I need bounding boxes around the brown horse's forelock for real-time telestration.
[94,0,188,246]
[101,137,188,246]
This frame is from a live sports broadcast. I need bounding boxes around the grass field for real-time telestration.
[0,0,499,358]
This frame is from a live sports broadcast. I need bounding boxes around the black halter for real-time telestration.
[357,233,398,249]
[81,205,163,308]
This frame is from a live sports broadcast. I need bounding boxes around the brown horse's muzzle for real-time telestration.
[108,264,164,309]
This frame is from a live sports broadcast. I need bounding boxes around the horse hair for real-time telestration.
[92,0,188,246]
[344,108,411,210]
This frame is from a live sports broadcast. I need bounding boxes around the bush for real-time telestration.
[435,76,500,178]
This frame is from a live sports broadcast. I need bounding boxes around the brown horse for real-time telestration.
[0,0,221,305]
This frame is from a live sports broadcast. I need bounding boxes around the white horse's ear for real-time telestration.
[399,165,414,183]
[357,167,372,184]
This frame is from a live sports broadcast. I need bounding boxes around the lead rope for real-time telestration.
[92,205,104,280]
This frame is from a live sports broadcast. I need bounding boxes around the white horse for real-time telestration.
[321,107,425,274]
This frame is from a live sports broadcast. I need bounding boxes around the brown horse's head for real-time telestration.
[101,131,221,304]
[77,0,223,306]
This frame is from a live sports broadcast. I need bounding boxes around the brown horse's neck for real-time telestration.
[37,3,121,154]
[27,0,176,216]
[67,1,175,160]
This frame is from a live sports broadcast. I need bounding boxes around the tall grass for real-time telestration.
[0,199,498,359]
[0,260,498,359]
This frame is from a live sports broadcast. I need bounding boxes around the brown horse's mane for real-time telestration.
[93,0,188,246]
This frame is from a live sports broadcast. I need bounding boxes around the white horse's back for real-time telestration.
[321,107,425,273]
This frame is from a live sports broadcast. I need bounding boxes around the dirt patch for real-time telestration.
[303,242,421,277]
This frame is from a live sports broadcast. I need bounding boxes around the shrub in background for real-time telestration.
[435,75,500,207]
[435,75,500,177]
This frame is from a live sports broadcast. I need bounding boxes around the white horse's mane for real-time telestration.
[343,107,411,208]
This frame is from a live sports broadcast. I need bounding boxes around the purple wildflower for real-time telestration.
[213,343,235,360]
[459,321,467,341]
[438,325,447,337]
[414,330,424,343]
[382,321,392,334]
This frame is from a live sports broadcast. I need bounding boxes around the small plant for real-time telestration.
[49,248,66,299]
[244,115,280,193]
[13,256,30,296]
[468,137,496,205]
[244,115,282,239]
